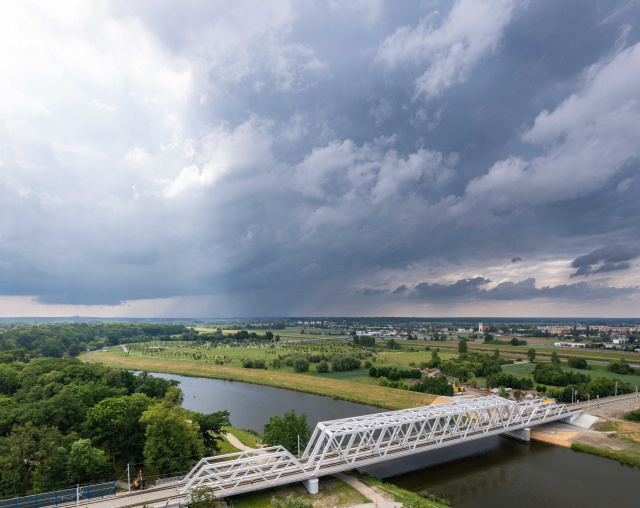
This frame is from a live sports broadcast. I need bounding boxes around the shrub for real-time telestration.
[567,357,588,369]
[623,409,640,423]
[316,361,329,373]
[293,358,309,373]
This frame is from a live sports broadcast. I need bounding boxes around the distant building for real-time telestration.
[553,342,587,348]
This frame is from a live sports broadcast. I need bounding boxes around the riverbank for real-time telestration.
[90,350,436,410]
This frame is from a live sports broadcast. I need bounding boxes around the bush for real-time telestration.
[607,360,634,375]
[623,409,640,423]
[293,358,309,373]
[409,375,453,396]
[242,359,253,368]
[567,357,588,369]
[316,361,328,373]
[378,376,388,387]
[330,354,361,371]
[364,361,372,369]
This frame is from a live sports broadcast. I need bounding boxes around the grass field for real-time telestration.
[501,361,640,387]
[309,368,371,380]
[92,350,436,410]
[406,340,639,362]
[230,475,369,508]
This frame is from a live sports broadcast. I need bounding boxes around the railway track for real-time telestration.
[569,391,639,411]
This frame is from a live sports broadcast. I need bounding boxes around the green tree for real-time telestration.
[550,351,560,365]
[191,411,231,454]
[85,394,152,464]
[458,339,468,354]
[263,411,311,456]
[316,361,329,373]
[140,402,205,475]
[190,486,224,508]
[0,364,19,395]
[0,423,63,496]
[527,348,536,363]
[67,439,114,484]
[293,358,309,373]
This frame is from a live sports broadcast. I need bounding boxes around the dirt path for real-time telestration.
[224,431,261,452]
[332,473,397,505]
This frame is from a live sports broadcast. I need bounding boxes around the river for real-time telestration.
[149,372,639,507]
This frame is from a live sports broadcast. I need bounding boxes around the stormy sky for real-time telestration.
[2,0,640,318]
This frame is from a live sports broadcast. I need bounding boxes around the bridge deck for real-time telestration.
[179,396,572,499]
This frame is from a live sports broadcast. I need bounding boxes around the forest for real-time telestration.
[0,358,228,499]
[0,322,193,359]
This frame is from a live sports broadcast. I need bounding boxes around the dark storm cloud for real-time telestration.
[392,285,409,294]
[392,277,637,302]
[570,245,640,277]
[1,1,640,316]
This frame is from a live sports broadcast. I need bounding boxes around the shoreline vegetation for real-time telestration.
[91,350,437,410]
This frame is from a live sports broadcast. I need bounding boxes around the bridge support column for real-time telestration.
[301,478,319,495]
[503,427,530,443]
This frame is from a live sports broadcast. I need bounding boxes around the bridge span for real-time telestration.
[42,396,572,508]
[179,396,574,500]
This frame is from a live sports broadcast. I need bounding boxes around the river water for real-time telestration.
[149,372,639,507]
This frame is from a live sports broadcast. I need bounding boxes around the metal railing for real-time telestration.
[0,483,116,508]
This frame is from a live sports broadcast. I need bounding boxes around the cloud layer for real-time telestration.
[1,0,640,317]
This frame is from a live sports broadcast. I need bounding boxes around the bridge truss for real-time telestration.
[179,396,570,498]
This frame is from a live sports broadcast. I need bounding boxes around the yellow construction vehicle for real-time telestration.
[133,470,145,489]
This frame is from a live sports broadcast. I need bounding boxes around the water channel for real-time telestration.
[150,372,639,507]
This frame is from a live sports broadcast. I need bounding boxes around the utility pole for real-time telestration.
[297,435,300,457]
[127,463,131,493]
[76,484,79,508]
[615,382,618,397]
[587,394,590,411]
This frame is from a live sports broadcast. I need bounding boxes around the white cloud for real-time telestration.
[462,42,640,210]
[376,0,516,99]
[164,117,275,197]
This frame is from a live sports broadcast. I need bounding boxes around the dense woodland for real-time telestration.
[0,358,228,499]
[0,323,193,359]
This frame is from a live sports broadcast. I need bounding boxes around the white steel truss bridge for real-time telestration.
[179,396,572,499]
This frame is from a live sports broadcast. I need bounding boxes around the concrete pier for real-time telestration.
[301,478,319,494]
[503,427,530,443]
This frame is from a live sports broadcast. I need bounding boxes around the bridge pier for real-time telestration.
[301,478,319,494]
[503,427,530,443]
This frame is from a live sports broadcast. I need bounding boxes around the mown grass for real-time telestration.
[224,426,263,446]
[230,475,368,508]
[354,472,450,507]
[309,368,371,380]
[92,351,437,410]
[216,435,242,456]
[571,442,640,467]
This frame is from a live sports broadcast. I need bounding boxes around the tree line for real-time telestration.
[0,358,228,498]
[0,323,192,359]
